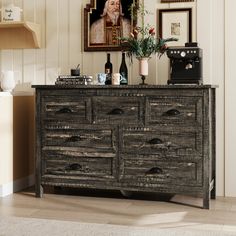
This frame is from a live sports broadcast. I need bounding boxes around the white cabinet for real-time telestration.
[0,92,13,197]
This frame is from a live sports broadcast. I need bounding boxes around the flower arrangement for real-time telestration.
[120,4,178,60]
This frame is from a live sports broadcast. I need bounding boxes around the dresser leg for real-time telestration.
[211,184,216,199]
[203,196,209,209]
[35,184,43,198]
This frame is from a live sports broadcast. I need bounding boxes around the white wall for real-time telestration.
[0,93,13,196]
[197,0,225,196]
[0,0,232,196]
[225,0,236,197]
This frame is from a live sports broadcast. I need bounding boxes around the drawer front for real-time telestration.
[93,96,144,125]
[42,126,117,153]
[120,159,202,186]
[121,127,202,156]
[147,96,203,125]
[42,156,115,179]
[41,95,92,123]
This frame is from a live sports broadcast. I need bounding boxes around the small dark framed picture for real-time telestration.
[84,0,137,52]
[158,8,192,46]
[161,0,194,3]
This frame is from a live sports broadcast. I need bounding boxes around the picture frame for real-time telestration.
[161,0,194,3]
[84,0,137,52]
[158,8,192,46]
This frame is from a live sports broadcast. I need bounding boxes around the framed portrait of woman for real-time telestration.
[84,0,137,51]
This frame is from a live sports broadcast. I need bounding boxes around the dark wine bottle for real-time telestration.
[105,53,112,85]
[119,52,128,85]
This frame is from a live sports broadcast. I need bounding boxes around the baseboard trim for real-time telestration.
[0,182,13,197]
[0,174,35,197]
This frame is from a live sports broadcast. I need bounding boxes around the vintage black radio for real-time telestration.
[167,42,203,84]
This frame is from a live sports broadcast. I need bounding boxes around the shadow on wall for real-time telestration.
[13,94,35,190]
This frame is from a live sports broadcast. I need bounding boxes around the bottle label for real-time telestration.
[105,68,110,74]
[120,73,127,84]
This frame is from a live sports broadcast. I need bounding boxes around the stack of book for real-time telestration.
[55,75,93,85]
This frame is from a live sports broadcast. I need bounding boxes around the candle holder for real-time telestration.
[139,75,147,85]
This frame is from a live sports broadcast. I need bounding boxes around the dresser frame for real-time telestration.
[33,85,216,209]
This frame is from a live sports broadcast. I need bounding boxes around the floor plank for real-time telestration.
[1,187,236,233]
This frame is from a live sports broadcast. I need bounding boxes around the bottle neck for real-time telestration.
[122,53,125,61]
[107,54,110,62]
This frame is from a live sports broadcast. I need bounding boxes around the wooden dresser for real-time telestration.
[33,85,216,209]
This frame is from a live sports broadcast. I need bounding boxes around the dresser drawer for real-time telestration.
[41,95,92,123]
[93,96,144,125]
[121,159,202,186]
[43,156,115,179]
[121,127,202,156]
[147,96,203,125]
[42,126,117,153]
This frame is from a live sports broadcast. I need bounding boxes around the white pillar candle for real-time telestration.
[139,58,149,76]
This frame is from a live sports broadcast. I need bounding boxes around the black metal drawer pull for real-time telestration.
[65,163,82,171]
[146,167,163,175]
[56,107,73,114]
[66,135,81,142]
[163,109,180,116]
[148,138,163,145]
[107,108,124,115]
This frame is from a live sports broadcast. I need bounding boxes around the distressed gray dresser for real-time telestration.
[33,85,216,209]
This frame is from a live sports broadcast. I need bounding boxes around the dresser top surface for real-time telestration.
[32,84,218,89]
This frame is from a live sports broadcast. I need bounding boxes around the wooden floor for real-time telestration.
[1,187,236,233]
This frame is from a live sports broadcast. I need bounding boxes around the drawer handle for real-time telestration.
[66,135,81,142]
[107,108,124,115]
[65,163,82,171]
[148,138,163,145]
[163,109,180,116]
[56,108,73,114]
[146,167,163,175]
